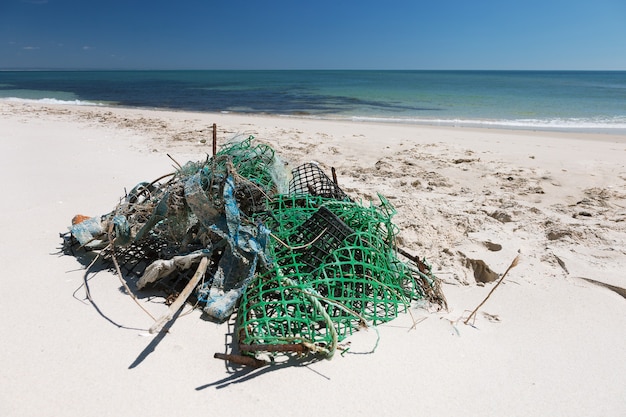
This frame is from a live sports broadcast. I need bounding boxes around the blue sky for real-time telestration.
[2,0,625,70]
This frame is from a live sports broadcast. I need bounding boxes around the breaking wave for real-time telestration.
[1,97,102,106]
[348,115,626,133]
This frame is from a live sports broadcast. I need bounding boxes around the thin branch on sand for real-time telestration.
[464,255,520,325]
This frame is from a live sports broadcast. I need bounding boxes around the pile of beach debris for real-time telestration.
[63,135,446,366]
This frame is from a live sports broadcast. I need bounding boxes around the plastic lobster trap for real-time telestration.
[289,206,355,272]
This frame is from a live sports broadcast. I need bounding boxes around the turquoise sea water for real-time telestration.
[1,70,625,133]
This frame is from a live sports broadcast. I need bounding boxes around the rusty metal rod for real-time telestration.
[213,352,267,368]
[395,246,430,274]
[212,123,217,156]
[239,343,307,353]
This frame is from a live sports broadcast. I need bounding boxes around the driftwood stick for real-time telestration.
[464,255,520,325]
[149,257,209,334]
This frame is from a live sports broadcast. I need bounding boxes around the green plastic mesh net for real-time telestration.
[236,191,437,358]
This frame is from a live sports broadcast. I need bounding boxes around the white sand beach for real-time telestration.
[1,101,625,417]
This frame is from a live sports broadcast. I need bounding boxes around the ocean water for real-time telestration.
[1,70,625,133]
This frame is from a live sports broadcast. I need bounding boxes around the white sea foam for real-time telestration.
[349,115,626,133]
[1,97,102,106]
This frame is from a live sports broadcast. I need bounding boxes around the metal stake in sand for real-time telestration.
[212,123,217,156]
[149,257,209,334]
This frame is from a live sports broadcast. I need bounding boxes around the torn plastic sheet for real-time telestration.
[198,174,272,321]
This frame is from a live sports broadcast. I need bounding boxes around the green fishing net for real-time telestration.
[237,193,433,358]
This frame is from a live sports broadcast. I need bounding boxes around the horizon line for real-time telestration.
[2,68,625,72]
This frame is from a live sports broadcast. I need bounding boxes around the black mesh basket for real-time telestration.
[289,163,348,200]
[290,206,355,272]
